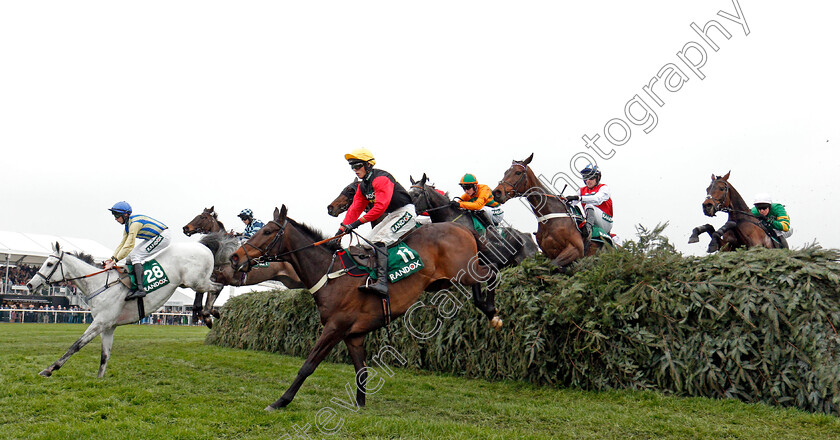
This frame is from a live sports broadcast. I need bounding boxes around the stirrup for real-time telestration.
[125,290,146,301]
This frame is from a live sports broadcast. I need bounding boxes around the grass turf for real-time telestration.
[1,323,838,439]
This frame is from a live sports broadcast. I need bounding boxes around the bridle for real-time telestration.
[34,251,111,286]
[185,213,220,236]
[410,184,450,213]
[497,161,529,198]
[705,177,731,213]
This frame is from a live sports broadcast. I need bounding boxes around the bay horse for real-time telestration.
[688,172,776,252]
[26,242,221,378]
[182,207,303,327]
[229,205,499,410]
[492,153,598,269]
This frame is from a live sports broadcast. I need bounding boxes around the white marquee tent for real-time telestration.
[0,230,112,266]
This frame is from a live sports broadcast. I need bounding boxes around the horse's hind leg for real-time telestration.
[40,320,107,377]
[97,326,116,378]
[344,335,368,407]
[201,287,222,328]
[192,292,205,326]
[266,323,346,411]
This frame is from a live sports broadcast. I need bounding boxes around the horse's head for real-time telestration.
[230,205,288,272]
[327,180,358,217]
[183,206,222,236]
[409,173,431,213]
[26,242,65,292]
[493,153,534,203]
[703,171,731,217]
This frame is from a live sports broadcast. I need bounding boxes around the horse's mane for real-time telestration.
[289,219,341,252]
[199,232,241,265]
[72,251,102,268]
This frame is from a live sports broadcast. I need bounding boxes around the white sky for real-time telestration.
[2,1,839,258]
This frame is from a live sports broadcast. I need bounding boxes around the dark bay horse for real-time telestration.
[325,179,382,228]
[688,172,776,252]
[492,153,597,269]
[326,179,359,218]
[182,207,303,327]
[408,173,538,268]
[229,205,499,410]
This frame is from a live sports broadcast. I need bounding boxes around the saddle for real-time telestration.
[757,221,786,249]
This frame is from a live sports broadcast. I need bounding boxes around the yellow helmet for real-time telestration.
[345,148,376,166]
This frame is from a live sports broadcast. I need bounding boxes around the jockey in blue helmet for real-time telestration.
[105,201,170,301]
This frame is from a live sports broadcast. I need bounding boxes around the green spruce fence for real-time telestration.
[207,228,840,415]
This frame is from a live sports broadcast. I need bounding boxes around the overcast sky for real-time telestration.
[2,1,838,259]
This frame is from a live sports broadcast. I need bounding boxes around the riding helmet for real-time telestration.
[580,165,601,181]
[459,173,479,186]
[238,208,253,219]
[345,148,376,166]
[753,193,772,206]
[109,201,132,215]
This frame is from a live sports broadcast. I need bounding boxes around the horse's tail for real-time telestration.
[198,232,239,266]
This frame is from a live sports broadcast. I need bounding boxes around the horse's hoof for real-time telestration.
[211,310,221,319]
[39,370,52,378]
[204,320,213,329]
[490,316,503,330]
[688,235,699,244]
[264,405,276,412]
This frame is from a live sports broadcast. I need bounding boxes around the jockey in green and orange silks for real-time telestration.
[453,173,504,226]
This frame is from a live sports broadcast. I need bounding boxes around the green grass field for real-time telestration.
[1,324,839,440]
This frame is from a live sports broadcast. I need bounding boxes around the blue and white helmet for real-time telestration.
[238,208,253,219]
[580,165,601,181]
[109,201,132,216]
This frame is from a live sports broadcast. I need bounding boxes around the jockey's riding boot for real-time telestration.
[360,242,389,298]
[778,234,789,249]
[477,211,493,229]
[125,262,147,301]
[584,208,596,238]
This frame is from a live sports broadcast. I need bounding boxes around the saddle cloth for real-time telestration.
[127,260,171,293]
[338,243,424,283]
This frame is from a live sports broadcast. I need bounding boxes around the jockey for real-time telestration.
[237,208,265,239]
[751,193,792,249]
[104,201,171,301]
[565,165,613,237]
[453,173,504,227]
[339,148,416,297]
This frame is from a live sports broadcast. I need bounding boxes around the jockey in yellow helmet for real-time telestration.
[338,148,416,297]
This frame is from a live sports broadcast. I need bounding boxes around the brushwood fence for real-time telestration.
[207,241,840,415]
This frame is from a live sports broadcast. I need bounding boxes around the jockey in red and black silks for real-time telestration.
[338,148,416,298]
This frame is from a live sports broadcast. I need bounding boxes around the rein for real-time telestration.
[35,251,113,285]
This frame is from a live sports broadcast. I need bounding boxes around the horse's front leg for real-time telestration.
[471,281,502,330]
[688,224,714,243]
[344,335,368,407]
[97,326,116,378]
[267,322,347,411]
[40,320,107,377]
[550,244,583,271]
